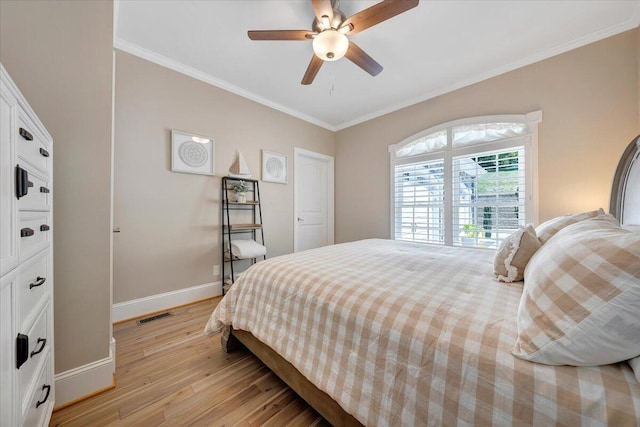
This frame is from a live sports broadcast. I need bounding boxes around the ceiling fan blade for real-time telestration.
[301,55,324,85]
[345,41,383,76]
[248,30,315,41]
[343,0,419,34]
[311,0,334,24]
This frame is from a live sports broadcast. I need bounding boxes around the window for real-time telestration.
[390,112,541,249]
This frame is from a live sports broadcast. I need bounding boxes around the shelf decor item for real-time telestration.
[262,150,287,184]
[171,129,215,175]
[231,180,250,203]
[228,150,252,178]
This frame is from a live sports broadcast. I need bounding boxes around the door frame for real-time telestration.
[293,147,335,252]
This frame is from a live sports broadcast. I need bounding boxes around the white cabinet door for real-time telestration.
[0,271,17,427]
[0,86,18,276]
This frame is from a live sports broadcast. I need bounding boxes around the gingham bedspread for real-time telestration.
[205,239,640,426]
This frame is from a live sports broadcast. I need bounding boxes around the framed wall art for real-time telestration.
[171,130,215,175]
[262,150,287,184]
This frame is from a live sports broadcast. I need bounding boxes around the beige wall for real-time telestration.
[113,51,335,303]
[0,1,113,372]
[335,29,640,244]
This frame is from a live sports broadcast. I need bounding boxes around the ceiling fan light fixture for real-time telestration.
[321,15,331,30]
[338,23,353,34]
[312,29,349,61]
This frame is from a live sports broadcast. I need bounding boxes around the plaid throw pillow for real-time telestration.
[513,215,640,366]
[535,208,604,244]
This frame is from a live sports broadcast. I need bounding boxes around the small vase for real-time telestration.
[236,193,247,203]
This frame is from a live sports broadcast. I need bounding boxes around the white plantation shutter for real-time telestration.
[452,123,526,147]
[390,113,540,249]
[452,146,526,248]
[394,159,445,244]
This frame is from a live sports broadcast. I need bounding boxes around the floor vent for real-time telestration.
[137,312,172,325]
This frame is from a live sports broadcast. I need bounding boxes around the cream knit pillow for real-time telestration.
[494,224,541,282]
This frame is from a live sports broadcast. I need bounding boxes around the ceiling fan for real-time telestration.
[248,0,419,85]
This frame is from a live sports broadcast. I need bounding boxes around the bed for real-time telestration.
[205,135,640,426]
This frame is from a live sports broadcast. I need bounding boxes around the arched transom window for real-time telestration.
[389,111,541,248]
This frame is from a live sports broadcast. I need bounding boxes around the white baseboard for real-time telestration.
[112,282,221,323]
[54,337,116,407]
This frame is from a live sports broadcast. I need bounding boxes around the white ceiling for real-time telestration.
[115,0,640,131]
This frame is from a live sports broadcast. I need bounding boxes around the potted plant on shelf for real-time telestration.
[231,180,249,203]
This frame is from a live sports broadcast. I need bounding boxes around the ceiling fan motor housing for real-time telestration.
[312,9,345,33]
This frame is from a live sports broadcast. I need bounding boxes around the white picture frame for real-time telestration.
[171,130,215,175]
[262,150,288,184]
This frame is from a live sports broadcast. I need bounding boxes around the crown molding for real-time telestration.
[334,15,640,131]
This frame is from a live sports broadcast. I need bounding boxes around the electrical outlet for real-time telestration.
[213,265,220,276]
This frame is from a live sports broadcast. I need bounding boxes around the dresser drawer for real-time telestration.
[1,88,19,277]
[18,252,50,331]
[16,112,51,176]
[19,306,51,408]
[22,352,53,427]
[16,164,51,212]
[18,211,50,263]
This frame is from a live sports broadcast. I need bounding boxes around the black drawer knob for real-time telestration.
[30,338,46,357]
[39,147,49,157]
[29,276,46,289]
[40,224,50,232]
[20,228,34,237]
[39,186,49,194]
[36,384,51,408]
[19,127,33,141]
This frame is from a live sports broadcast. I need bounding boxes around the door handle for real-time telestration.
[113,227,121,233]
[21,228,35,237]
[19,127,33,141]
[30,276,46,289]
[16,333,28,369]
[297,217,304,222]
[36,384,51,408]
[16,165,28,198]
[31,338,46,357]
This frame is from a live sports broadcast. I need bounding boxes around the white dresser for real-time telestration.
[1,63,55,427]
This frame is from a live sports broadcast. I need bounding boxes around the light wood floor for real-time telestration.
[50,298,330,426]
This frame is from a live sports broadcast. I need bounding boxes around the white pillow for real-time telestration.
[512,215,640,366]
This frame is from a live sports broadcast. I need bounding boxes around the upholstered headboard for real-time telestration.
[610,134,640,227]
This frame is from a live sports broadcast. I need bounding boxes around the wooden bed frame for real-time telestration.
[222,134,640,427]
[610,134,640,224]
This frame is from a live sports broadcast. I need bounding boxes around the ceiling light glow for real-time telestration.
[312,29,349,61]
[191,136,211,144]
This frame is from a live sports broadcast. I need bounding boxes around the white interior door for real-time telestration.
[294,148,334,252]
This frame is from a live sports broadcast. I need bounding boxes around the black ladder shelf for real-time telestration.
[221,177,266,295]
